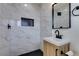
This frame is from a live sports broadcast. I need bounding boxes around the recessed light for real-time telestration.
[24,4,27,7]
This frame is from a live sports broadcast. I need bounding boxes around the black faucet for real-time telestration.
[55,30,62,39]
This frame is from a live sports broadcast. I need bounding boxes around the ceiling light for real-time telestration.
[24,4,27,7]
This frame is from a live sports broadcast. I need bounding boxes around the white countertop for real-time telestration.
[43,37,70,46]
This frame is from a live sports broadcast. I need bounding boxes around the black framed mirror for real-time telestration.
[52,3,71,29]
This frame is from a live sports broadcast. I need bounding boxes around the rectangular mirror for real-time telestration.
[52,3,71,29]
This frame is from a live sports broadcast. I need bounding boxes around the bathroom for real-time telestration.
[0,3,79,56]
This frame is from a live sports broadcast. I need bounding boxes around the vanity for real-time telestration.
[43,3,71,56]
[43,37,70,56]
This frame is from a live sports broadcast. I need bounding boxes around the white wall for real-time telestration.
[41,3,79,56]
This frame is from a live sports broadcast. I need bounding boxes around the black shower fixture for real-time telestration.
[8,24,11,29]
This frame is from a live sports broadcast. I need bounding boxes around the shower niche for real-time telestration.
[21,17,34,27]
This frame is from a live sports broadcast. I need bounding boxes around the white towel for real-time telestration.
[66,51,74,56]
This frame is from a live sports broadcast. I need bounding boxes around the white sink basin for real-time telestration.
[44,37,70,46]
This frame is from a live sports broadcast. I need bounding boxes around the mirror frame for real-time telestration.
[52,3,71,29]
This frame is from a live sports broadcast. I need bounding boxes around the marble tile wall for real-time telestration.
[0,3,41,56]
[40,3,52,50]
[0,3,52,56]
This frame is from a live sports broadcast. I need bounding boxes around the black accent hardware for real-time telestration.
[57,12,61,16]
[60,26,63,28]
[76,6,79,10]
[55,49,58,56]
[61,51,68,56]
[55,30,62,39]
[8,24,11,29]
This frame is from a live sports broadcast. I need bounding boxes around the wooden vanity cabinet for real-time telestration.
[43,40,70,56]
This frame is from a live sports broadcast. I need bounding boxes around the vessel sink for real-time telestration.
[44,37,70,46]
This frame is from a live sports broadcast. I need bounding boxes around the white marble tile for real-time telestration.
[0,3,41,56]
